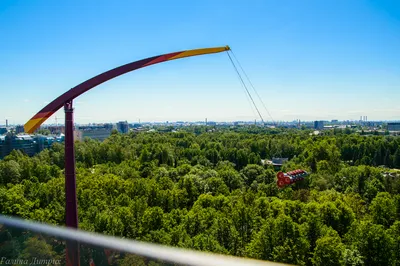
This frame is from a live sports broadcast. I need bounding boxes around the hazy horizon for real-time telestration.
[2,117,400,127]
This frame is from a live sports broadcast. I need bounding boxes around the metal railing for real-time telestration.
[0,215,287,266]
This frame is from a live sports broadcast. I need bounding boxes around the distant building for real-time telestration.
[103,123,114,130]
[44,125,65,134]
[116,121,129,134]
[331,120,338,123]
[388,123,400,132]
[131,123,142,128]
[0,128,7,135]
[0,133,64,159]
[74,130,83,141]
[261,157,289,168]
[314,121,324,130]
[36,134,64,152]
[74,128,112,141]
[272,157,288,165]
[0,134,36,158]
[15,125,25,134]
[132,127,147,132]
[74,124,115,141]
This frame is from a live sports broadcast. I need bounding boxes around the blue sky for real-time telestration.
[0,0,399,125]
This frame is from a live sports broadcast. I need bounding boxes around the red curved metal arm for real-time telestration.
[24,46,230,133]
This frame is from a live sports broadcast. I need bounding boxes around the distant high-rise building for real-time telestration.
[5,119,8,127]
[314,121,324,130]
[117,121,129,134]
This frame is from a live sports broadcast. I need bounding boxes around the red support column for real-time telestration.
[64,100,80,266]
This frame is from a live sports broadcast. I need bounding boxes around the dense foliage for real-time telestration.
[1,127,400,265]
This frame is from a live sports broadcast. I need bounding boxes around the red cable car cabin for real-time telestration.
[276,169,308,188]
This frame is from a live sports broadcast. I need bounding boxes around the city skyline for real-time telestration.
[2,117,400,128]
[1,1,399,124]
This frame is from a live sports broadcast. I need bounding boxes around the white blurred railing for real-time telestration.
[0,214,288,266]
